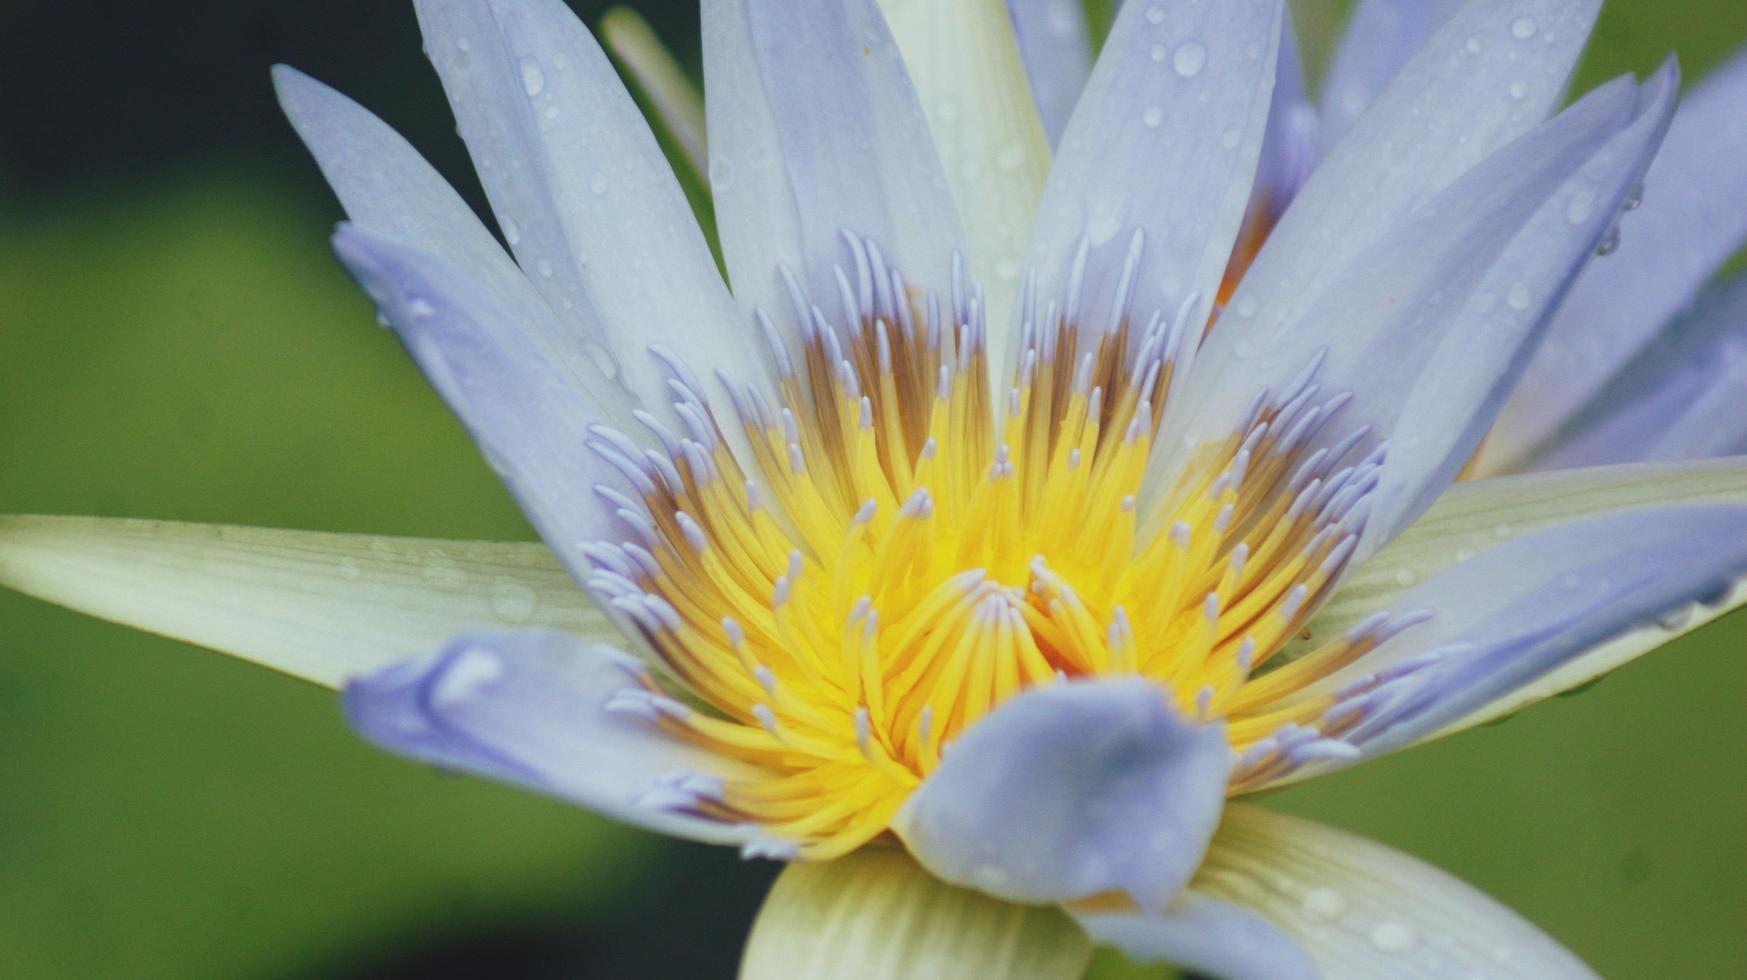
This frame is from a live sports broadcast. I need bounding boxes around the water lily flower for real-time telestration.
[4,0,1747,977]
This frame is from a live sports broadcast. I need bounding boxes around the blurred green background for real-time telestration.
[0,1,1742,977]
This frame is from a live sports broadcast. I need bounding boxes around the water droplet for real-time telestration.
[408,298,435,319]
[1234,294,1259,317]
[1511,16,1537,40]
[1596,224,1621,256]
[544,105,560,121]
[536,257,555,278]
[1371,920,1421,953]
[1465,36,1482,54]
[1150,43,1167,62]
[1394,568,1418,587]
[519,57,545,97]
[1508,79,1528,99]
[1143,105,1165,127]
[1301,887,1348,922]
[1506,283,1533,311]
[936,98,959,122]
[1172,40,1208,78]
[1623,182,1644,211]
[422,550,469,591]
[589,172,609,195]
[455,37,472,53]
[1145,5,1165,25]
[338,557,362,581]
[993,258,1020,281]
[502,218,522,246]
[1221,127,1242,149]
[490,577,539,624]
[996,142,1026,172]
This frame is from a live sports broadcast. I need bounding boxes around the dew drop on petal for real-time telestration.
[519,57,545,97]
[536,257,555,278]
[490,577,540,624]
[502,218,522,246]
[1465,36,1482,54]
[1172,40,1208,78]
[1150,43,1167,62]
[1233,294,1259,317]
[1301,887,1348,922]
[1143,106,1165,127]
[1506,283,1532,311]
[589,172,610,195]
[422,550,469,590]
[1371,920,1421,954]
[338,557,363,581]
[1511,16,1537,40]
[1509,80,1528,99]
[1394,568,1418,587]
[996,142,1026,172]
[1146,5,1165,25]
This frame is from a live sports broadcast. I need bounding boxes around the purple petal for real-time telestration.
[893,679,1231,912]
[411,0,766,443]
[1487,46,1747,469]
[1023,0,1283,357]
[1274,503,1747,784]
[1006,0,1093,145]
[702,0,964,329]
[1532,273,1747,468]
[1317,0,1463,155]
[332,225,625,577]
[346,628,758,844]
[1154,66,1677,565]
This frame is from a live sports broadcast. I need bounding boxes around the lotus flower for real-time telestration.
[4,0,1745,977]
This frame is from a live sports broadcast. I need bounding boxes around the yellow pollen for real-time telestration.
[590,246,1396,858]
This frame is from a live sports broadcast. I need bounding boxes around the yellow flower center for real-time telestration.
[592,243,1409,858]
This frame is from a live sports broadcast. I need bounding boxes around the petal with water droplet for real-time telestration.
[1262,503,1747,786]
[346,628,762,844]
[894,678,1231,911]
[0,516,606,688]
[1485,47,1747,470]
[703,0,965,342]
[878,0,1051,378]
[1170,804,1599,978]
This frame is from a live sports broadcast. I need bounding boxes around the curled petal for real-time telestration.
[894,679,1231,912]
[346,628,761,844]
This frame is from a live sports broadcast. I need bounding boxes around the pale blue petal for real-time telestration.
[1531,274,1747,467]
[272,66,619,409]
[893,679,1231,912]
[1073,891,1315,980]
[1166,0,1603,487]
[1252,4,1318,213]
[1156,67,1677,560]
[1179,805,1597,979]
[412,0,767,437]
[1273,504,1747,784]
[1317,0,1463,155]
[332,225,623,577]
[1006,0,1092,144]
[1360,65,1679,546]
[345,628,759,845]
[1486,46,1747,470]
[1023,0,1282,355]
[702,0,964,331]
